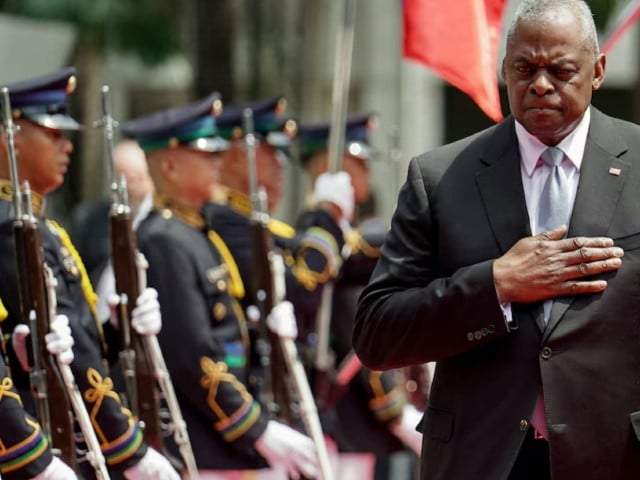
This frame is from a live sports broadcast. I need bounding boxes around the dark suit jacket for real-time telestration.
[354,107,640,479]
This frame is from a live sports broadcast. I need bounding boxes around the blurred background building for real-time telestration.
[0,0,637,228]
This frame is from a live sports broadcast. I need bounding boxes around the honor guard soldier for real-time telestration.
[297,114,423,479]
[0,67,179,480]
[122,94,319,480]
[204,96,352,360]
[0,297,78,479]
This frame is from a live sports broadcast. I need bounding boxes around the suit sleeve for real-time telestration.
[353,156,509,370]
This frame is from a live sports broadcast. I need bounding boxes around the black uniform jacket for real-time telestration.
[354,107,640,479]
[136,203,270,470]
[204,190,345,320]
[299,214,406,455]
[0,319,53,480]
[0,191,147,473]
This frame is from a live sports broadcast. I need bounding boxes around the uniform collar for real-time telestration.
[152,193,205,230]
[0,179,45,216]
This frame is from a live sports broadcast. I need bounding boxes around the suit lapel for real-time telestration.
[475,120,546,331]
[544,108,630,337]
[476,119,532,254]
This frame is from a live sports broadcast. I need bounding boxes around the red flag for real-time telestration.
[403,0,507,123]
[601,0,640,54]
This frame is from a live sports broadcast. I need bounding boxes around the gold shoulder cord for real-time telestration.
[207,230,246,300]
[46,220,107,353]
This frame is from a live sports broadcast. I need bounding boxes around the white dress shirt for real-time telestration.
[501,107,591,325]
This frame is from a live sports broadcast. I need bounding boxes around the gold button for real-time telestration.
[212,302,227,321]
[216,279,227,292]
[162,209,172,219]
[519,419,528,431]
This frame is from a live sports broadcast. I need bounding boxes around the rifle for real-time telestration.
[44,266,110,479]
[313,0,359,411]
[2,86,76,468]
[244,108,334,480]
[98,86,199,479]
[3,87,110,478]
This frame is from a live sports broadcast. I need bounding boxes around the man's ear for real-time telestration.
[592,53,606,91]
[160,154,175,179]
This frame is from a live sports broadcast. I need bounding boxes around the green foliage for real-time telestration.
[2,0,180,65]
[587,0,619,30]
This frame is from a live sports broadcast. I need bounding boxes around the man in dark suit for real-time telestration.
[353,1,640,479]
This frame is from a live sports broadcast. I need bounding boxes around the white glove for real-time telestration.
[131,288,162,336]
[390,404,423,456]
[31,456,77,479]
[123,447,180,480]
[313,171,355,222]
[255,420,319,480]
[45,315,75,366]
[11,323,31,372]
[266,301,298,340]
[108,288,161,337]
[12,315,75,371]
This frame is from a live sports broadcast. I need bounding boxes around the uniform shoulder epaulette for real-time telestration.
[268,218,295,239]
[345,228,381,258]
[0,298,6,322]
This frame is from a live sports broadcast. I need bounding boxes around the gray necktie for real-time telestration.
[531,146,572,439]
[537,147,572,232]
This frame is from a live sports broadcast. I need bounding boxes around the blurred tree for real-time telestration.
[2,0,179,63]
[192,0,234,100]
[1,0,181,208]
[589,0,618,30]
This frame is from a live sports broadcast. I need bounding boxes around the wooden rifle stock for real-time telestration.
[251,213,295,423]
[13,212,76,467]
[97,84,161,449]
[110,211,162,449]
[245,109,334,479]
[1,86,76,467]
[100,86,198,478]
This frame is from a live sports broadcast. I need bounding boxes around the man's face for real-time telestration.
[12,120,73,195]
[178,148,223,207]
[342,154,370,204]
[255,143,284,212]
[501,11,605,146]
[221,141,284,212]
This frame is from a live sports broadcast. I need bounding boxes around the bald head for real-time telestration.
[113,140,153,210]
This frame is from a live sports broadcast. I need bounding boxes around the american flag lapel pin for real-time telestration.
[609,167,621,176]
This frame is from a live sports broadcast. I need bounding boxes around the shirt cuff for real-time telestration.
[500,302,517,331]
